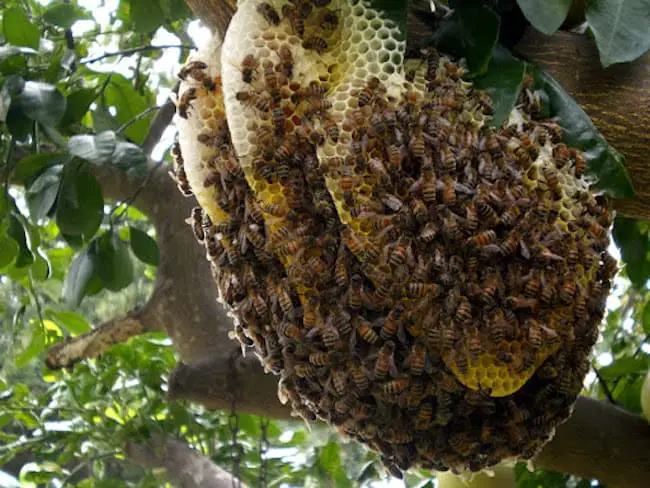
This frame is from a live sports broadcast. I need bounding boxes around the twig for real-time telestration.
[81,45,195,64]
[141,97,177,157]
[61,451,121,487]
[116,105,162,135]
[109,159,165,225]
[592,365,618,405]
[27,270,46,334]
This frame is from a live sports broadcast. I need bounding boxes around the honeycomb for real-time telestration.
[173,0,616,476]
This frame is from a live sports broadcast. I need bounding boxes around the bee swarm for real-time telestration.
[173,0,616,476]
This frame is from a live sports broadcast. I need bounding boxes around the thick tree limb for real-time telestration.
[124,435,248,488]
[183,0,235,37]
[536,396,650,488]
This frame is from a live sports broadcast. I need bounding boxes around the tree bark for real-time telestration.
[124,435,248,488]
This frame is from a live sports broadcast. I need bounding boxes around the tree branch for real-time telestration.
[124,435,248,488]
[183,0,235,37]
[81,45,195,64]
[45,314,150,370]
[141,97,177,157]
[536,396,650,488]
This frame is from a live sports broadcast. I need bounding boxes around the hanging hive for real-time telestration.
[173,0,617,476]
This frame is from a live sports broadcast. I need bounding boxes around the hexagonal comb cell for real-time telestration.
[174,0,616,477]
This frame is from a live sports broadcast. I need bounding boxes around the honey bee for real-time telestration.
[321,9,339,31]
[409,341,427,376]
[442,175,456,204]
[506,296,538,310]
[573,150,586,177]
[302,295,319,329]
[526,319,543,349]
[177,87,197,119]
[187,206,205,242]
[350,361,369,391]
[553,142,571,166]
[467,230,497,247]
[235,90,271,112]
[277,45,293,78]
[443,213,463,241]
[559,279,576,304]
[295,362,318,378]
[244,224,266,249]
[415,403,433,430]
[262,61,278,89]
[241,54,259,83]
[282,3,305,36]
[380,304,403,340]
[353,316,379,345]
[467,334,482,361]
[358,77,380,107]
[323,118,340,142]
[257,2,280,25]
[375,341,395,380]
[272,106,285,135]
[309,351,331,367]
[476,201,499,227]
[499,230,522,257]
[500,204,521,227]
[522,275,540,298]
[407,283,442,299]
[278,321,302,341]
[331,369,348,395]
[383,377,409,395]
[303,35,328,54]
[454,297,472,324]
[177,60,215,90]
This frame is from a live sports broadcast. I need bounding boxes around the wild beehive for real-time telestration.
[173,0,616,476]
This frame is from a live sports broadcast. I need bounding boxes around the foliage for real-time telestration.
[1,0,650,487]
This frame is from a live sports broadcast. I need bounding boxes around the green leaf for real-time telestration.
[586,0,650,67]
[612,216,650,289]
[474,46,527,128]
[61,88,97,126]
[43,3,92,29]
[369,0,408,40]
[31,251,51,281]
[15,323,45,367]
[319,442,342,477]
[45,310,91,335]
[0,45,38,62]
[432,4,500,75]
[2,8,40,50]
[643,301,650,334]
[129,0,166,33]
[112,141,148,177]
[15,81,67,126]
[532,67,635,198]
[0,236,19,269]
[517,0,572,35]
[103,74,154,144]
[600,356,650,380]
[129,227,160,266]
[6,215,34,268]
[12,152,66,184]
[26,165,63,220]
[67,131,117,165]
[55,162,104,238]
[97,231,134,291]
[62,241,102,308]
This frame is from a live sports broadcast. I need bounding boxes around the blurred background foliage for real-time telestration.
[1,0,649,486]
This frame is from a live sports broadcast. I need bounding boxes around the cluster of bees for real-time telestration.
[172,0,616,477]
